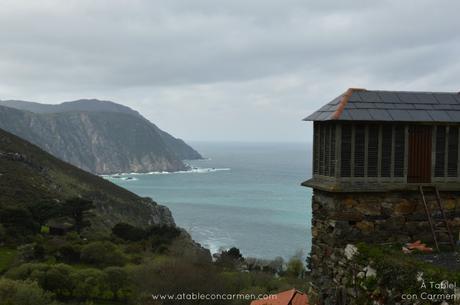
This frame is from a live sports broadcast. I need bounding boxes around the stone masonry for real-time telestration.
[309,190,460,305]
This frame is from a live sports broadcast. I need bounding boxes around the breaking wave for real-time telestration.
[101,167,230,180]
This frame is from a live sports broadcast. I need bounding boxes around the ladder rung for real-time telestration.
[418,185,456,252]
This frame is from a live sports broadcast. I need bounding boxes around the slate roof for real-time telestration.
[304,88,460,122]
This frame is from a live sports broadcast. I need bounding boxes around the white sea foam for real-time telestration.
[101,167,230,180]
[192,227,236,255]
[176,167,230,174]
[101,175,139,181]
[203,238,234,255]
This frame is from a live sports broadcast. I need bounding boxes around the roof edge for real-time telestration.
[331,87,366,120]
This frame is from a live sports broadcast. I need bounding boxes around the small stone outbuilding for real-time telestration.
[303,88,460,304]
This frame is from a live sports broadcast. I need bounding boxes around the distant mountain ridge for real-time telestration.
[0,99,202,174]
[0,99,142,116]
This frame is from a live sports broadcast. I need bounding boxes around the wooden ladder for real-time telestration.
[418,186,456,252]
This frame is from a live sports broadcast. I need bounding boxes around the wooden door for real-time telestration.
[408,126,432,183]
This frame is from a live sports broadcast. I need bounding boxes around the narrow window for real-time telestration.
[319,124,325,175]
[340,125,352,177]
[367,125,379,177]
[324,125,330,176]
[330,125,336,177]
[447,126,458,177]
[435,126,446,177]
[313,123,319,175]
[354,125,365,177]
[381,127,392,177]
[394,125,405,177]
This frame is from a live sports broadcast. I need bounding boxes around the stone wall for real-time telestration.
[309,189,460,305]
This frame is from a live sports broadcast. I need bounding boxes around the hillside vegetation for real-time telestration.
[0,128,174,233]
[0,128,308,305]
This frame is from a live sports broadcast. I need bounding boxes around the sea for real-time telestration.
[103,142,313,261]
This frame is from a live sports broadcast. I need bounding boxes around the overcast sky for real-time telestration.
[1,0,459,142]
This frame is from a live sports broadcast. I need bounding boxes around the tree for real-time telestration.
[104,266,129,300]
[62,198,94,234]
[216,247,244,268]
[286,257,305,279]
[71,268,104,300]
[34,264,75,298]
[225,247,243,260]
[147,225,181,251]
[57,244,81,264]
[268,256,285,274]
[27,200,63,227]
[0,206,39,238]
[112,223,146,241]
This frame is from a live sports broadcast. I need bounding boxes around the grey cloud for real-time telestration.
[0,0,459,141]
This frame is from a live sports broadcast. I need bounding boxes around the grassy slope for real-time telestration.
[0,128,174,232]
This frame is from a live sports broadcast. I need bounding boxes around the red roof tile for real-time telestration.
[250,289,309,305]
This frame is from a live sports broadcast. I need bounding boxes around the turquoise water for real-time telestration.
[105,142,312,260]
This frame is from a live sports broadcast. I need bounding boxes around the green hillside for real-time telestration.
[0,127,174,234]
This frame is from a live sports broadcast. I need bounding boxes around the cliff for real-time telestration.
[0,99,202,174]
[0,128,175,232]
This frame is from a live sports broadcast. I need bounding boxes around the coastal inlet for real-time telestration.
[103,141,312,260]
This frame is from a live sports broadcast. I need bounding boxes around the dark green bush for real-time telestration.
[0,206,39,239]
[80,241,126,267]
[57,244,81,264]
[112,222,146,241]
[0,278,55,305]
[5,263,74,299]
[104,266,130,300]
[216,247,244,268]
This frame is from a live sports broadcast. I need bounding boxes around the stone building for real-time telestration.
[302,88,460,304]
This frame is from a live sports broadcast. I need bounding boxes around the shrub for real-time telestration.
[5,263,74,298]
[112,223,146,241]
[5,262,49,280]
[71,268,105,300]
[0,224,6,242]
[33,244,46,260]
[0,278,55,305]
[80,241,126,267]
[0,206,39,239]
[129,258,227,305]
[147,225,182,251]
[36,264,75,298]
[104,266,130,300]
[57,244,81,264]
